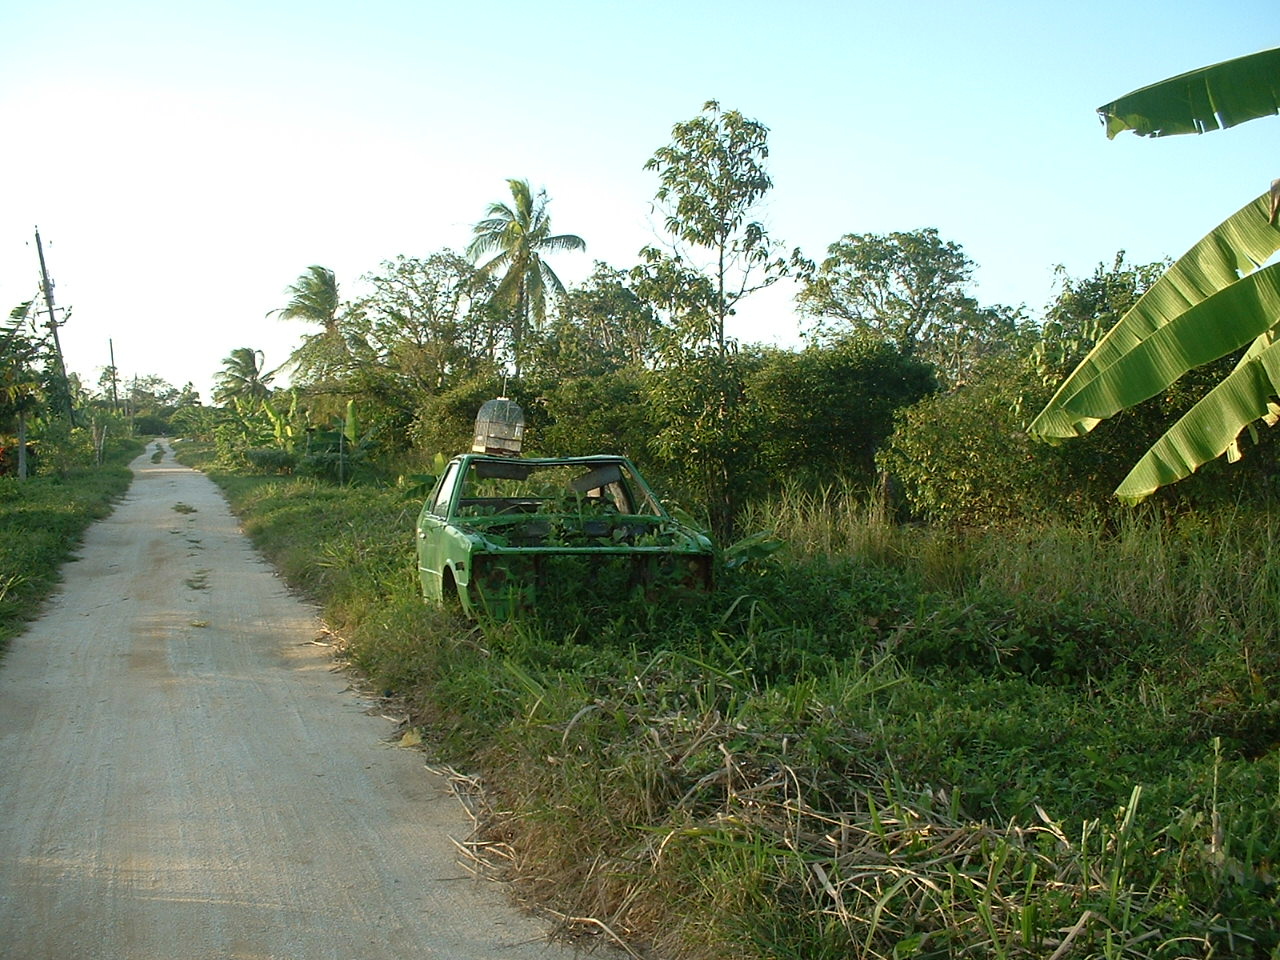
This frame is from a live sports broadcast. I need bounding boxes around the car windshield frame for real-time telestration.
[442,455,664,522]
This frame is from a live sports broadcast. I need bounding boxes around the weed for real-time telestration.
[0,573,23,604]
[194,465,1280,959]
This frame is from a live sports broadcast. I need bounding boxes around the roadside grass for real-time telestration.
[0,437,143,652]
[189,451,1280,959]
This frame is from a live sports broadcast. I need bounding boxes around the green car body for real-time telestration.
[416,454,714,618]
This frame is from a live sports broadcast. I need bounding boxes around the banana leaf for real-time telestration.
[344,398,358,445]
[1062,263,1280,419]
[1029,191,1280,439]
[1098,48,1280,139]
[1115,335,1280,502]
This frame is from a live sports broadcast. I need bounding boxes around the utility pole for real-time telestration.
[108,338,120,412]
[34,227,75,421]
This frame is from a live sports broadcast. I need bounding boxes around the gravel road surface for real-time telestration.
[0,442,577,960]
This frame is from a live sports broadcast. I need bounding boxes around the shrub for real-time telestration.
[243,447,296,474]
[745,337,937,487]
[537,366,658,462]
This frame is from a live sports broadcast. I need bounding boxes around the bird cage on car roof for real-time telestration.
[472,397,524,457]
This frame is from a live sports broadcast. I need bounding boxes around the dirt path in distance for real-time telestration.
[0,442,578,960]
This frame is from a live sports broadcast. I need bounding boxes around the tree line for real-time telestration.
[9,65,1279,529]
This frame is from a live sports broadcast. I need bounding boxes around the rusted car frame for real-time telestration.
[416,454,713,618]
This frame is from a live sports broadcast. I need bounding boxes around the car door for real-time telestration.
[416,460,461,600]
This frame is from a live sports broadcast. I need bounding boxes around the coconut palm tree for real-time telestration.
[270,265,351,383]
[271,265,339,331]
[213,347,275,408]
[467,179,585,377]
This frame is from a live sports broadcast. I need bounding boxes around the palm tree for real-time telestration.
[270,265,349,382]
[271,265,340,331]
[213,347,275,408]
[467,179,585,377]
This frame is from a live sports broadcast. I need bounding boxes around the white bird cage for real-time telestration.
[472,397,525,456]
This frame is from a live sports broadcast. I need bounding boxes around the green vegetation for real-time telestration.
[163,84,1276,953]
[796,227,1029,388]
[467,178,586,378]
[188,444,1278,959]
[642,100,787,357]
[0,435,141,650]
[213,347,276,407]
[1033,49,1280,501]
[7,60,1275,956]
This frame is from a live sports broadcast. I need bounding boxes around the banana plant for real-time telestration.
[261,390,301,452]
[2,308,47,480]
[1031,48,1280,502]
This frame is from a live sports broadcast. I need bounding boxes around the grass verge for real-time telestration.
[188,452,1280,959]
[0,437,144,653]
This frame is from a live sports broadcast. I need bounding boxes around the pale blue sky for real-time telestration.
[1,0,1274,400]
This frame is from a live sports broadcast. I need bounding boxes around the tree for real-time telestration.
[746,338,937,485]
[1,305,44,479]
[213,348,276,407]
[272,264,340,332]
[350,253,503,394]
[1030,254,1168,387]
[96,365,121,412]
[629,250,719,362]
[467,179,585,378]
[646,351,761,539]
[538,366,657,462]
[633,102,790,538]
[796,229,1022,385]
[128,375,181,410]
[531,263,661,379]
[642,101,787,355]
[329,253,507,451]
[270,265,350,383]
[176,382,201,407]
[881,253,1224,525]
[1030,49,1280,500]
[927,302,1030,389]
[121,375,185,435]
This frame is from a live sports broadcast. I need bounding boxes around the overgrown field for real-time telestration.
[0,438,143,651]
[190,446,1280,959]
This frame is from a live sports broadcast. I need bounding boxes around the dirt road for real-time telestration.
[0,443,575,960]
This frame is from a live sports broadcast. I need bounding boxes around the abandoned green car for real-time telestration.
[415,454,714,617]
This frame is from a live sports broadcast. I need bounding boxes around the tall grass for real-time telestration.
[200,462,1280,959]
[743,479,1280,636]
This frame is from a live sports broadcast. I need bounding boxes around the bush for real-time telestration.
[878,357,1061,525]
[410,375,552,460]
[537,366,658,462]
[881,352,1280,525]
[243,447,296,474]
[746,337,937,487]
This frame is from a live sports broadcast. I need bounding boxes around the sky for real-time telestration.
[1,0,1275,403]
